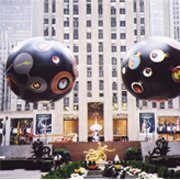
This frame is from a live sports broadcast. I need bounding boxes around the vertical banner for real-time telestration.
[139,113,155,134]
[36,114,52,135]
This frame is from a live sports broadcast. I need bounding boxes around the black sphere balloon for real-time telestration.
[6,37,77,102]
[121,36,180,100]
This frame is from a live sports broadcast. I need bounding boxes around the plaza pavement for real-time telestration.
[0,169,47,179]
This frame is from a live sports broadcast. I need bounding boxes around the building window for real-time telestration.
[52,18,56,24]
[64,33,69,39]
[112,82,117,90]
[134,0,136,12]
[98,4,103,14]
[25,103,30,111]
[111,33,116,39]
[119,8,125,14]
[73,17,78,27]
[87,32,91,39]
[120,21,126,27]
[111,46,117,52]
[87,20,91,27]
[87,43,92,52]
[140,26,145,35]
[99,55,103,65]
[152,102,157,108]
[73,94,79,103]
[44,27,48,36]
[87,67,92,77]
[73,81,79,91]
[44,18,48,24]
[134,29,137,35]
[142,100,147,107]
[44,0,48,13]
[111,7,116,14]
[73,29,79,39]
[75,55,79,65]
[73,5,79,14]
[168,99,173,109]
[112,68,117,77]
[120,46,126,52]
[64,97,69,105]
[73,105,79,111]
[99,80,104,90]
[99,66,104,77]
[73,45,79,52]
[87,55,92,65]
[17,104,22,111]
[33,103,38,110]
[99,42,103,52]
[52,27,56,36]
[111,18,116,27]
[99,20,103,26]
[134,18,137,24]
[51,102,55,110]
[99,93,104,97]
[113,93,118,103]
[52,0,56,13]
[87,81,92,90]
[87,92,92,97]
[112,57,117,65]
[140,18,145,24]
[64,20,69,27]
[64,8,69,14]
[160,102,165,109]
[140,0,144,12]
[98,29,103,39]
[120,33,126,39]
[87,4,91,14]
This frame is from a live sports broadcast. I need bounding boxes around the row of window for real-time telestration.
[16,102,55,111]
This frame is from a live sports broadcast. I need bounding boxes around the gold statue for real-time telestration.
[83,142,115,163]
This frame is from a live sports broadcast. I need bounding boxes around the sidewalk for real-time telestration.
[0,169,47,179]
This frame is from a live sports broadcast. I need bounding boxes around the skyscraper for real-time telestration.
[0,0,180,145]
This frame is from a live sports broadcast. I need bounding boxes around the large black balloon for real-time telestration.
[121,36,180,100]
[6,37,77,102]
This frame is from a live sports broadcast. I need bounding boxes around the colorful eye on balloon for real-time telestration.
[31,82,42,90]
[29,77,47,93]
[143,67,153,77]
[149,49,168,63]
[51,71,74,94]
[131,82,144,94]
[52,56,60,64]
[172,66,180,83]
[128,53,141,70]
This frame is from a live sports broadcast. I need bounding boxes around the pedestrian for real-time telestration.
[54,154,62,170]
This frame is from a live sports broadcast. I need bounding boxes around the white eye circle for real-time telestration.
[52,56,60,64]
[143,67,153,77]
[131,82,144,94]
[149,49,167,63]
[122,67,126,74]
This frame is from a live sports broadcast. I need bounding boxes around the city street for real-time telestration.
[0,169,47,179]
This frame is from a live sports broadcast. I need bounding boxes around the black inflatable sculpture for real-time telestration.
[31,139,51,158]
[121,36,180,100]
[6,37,77,102]
[148,137,170,157]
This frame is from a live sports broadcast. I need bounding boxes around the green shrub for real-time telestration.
[173,170,180,179]
[53,148,71,163]
[125,147,142,161]
[158,166,168,178]
[167,169,175,179]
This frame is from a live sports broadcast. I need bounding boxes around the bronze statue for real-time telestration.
[148,137,170,157]
[31,139,51,158]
